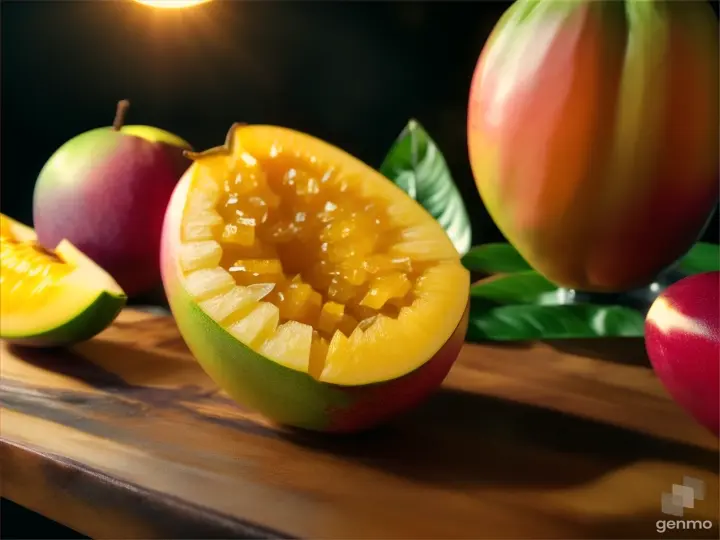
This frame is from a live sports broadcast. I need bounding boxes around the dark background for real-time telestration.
[1,0,514,245]
[3,0,717,247]
[0,1,718,538]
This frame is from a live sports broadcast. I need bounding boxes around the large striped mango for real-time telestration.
[468,0,719,292]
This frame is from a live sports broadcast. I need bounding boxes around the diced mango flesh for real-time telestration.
[228,302,280,347]
[229,259,284,286]
[258,321,313,372]
[359,272,412,310]
[199,283,274,324]
[204,153,419,331]
[182,211,223,242]
[222,221,255,247]
[317,301,344,335]
[308,332,329,378]
[177,140,464,380]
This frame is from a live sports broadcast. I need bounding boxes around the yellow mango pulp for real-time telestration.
[170,125,469,385]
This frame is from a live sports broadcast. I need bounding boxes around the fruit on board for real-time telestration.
[33,100,193,298]
[160,124,470,432]
[0,213,127,346]
[645,271,719,436]
[467,0,719,292]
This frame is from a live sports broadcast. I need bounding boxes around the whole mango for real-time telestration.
[33,100,192,298]
[468,0,719,292]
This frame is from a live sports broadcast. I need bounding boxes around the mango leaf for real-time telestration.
[676,242,720,275]
[462,242,531,274]
[379,119,472,255]
[466,303,645,342]
[470,271,558,304]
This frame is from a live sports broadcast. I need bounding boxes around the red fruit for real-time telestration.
[645,271,719,436]
[32,100,192,297]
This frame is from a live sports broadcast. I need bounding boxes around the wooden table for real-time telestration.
[1,309,718,539]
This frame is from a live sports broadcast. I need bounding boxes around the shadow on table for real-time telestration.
[546,337,652,367]
[4,334,716,497]
[464,334,652,368]
[0,498,88,540]
[279,387,718,487]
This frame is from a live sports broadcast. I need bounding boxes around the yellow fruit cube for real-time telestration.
[317,301,345,335]
[278,281,321,324]
[222,221,255,247]
[327,276,358,303]
[309,334,330,378]
[364,255,413,275]
[360,272,412,309]
[229,258,283,286]
[338,257,368,286]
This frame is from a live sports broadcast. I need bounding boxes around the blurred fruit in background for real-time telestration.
[645,271,719,436]
[467,0,719,292]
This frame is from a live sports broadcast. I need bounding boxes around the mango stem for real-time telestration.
[113,100,130,131]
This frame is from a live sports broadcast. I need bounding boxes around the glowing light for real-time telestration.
[133,0,212,9]
[647,297,710,337]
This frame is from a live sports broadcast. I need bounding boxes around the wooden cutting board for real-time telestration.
[1,308,718,539]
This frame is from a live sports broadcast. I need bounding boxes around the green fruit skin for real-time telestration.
[33,125,192,298]
[120,125,192,148]
[161,170,469,433]
[2,291,127,347]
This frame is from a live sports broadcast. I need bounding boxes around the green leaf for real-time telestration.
[461,242,531,274]
[466,303,645,341]
[676,242,720,275]
[379,119,472,255]
[470,271,558,304]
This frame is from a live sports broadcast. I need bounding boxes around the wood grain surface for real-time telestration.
[1,308,718,539]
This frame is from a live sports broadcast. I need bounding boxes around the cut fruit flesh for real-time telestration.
[173,125,469,385]
[0,213,126,344]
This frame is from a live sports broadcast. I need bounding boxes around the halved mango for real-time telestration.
[160,125,470,432]
[0,214,126,346]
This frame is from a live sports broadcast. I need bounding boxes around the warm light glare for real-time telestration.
[134,0,212,9]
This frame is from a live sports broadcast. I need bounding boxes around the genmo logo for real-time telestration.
[656,476,716,534]
[656,519,714,534]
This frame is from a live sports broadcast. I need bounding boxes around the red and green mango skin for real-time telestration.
[468,0,719,292]
[161,169,469,433]
[33,127,191,298]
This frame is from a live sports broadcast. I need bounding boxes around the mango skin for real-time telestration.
[33,126,192,298]
[468,0,719,292]
[3,291,126,348]
[645,272,719,436]
[161,168,469,433]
